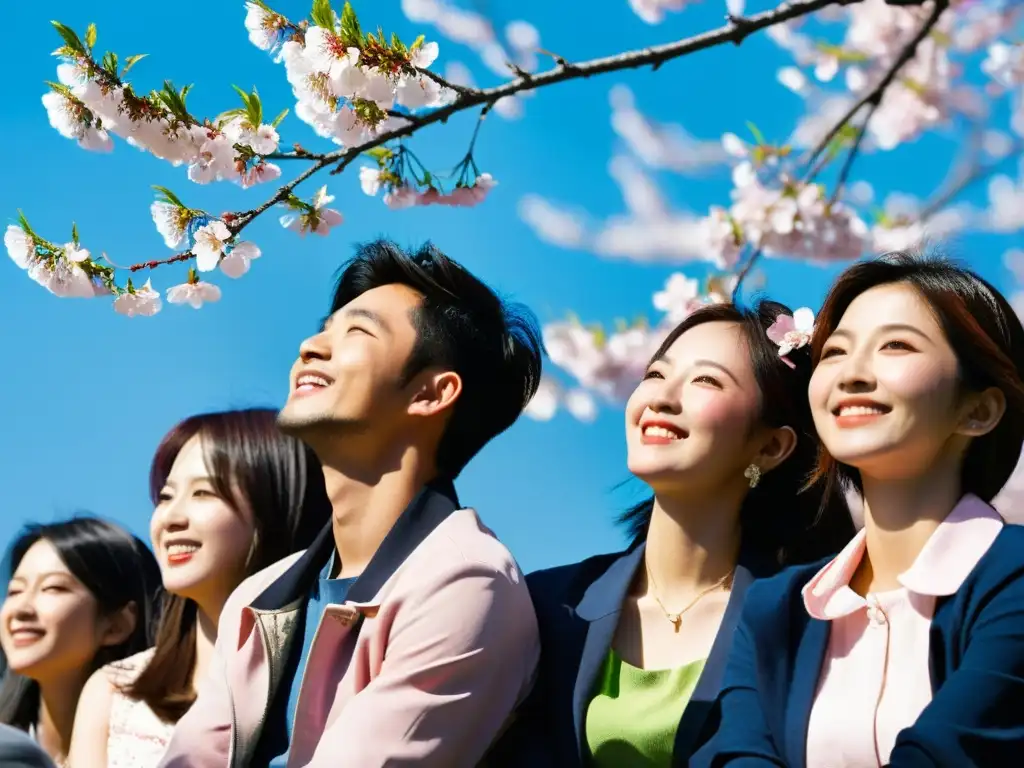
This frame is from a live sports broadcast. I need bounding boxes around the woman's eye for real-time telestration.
[882,340,914,352]
[643,370,664,380]
[820,347,844,359]
[693,375,721,387]
[193,488,216,499]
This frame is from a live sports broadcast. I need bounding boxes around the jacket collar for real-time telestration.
[802,493,1004,620]
[249,477,460,611]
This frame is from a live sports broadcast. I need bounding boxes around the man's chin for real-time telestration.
[276,404,325,435]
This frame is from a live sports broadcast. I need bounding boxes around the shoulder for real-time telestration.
[526,550,628,615]
[739,559,828,628]
[102,648,156,688]
[412,508,527,587]
[961,523,1024,596]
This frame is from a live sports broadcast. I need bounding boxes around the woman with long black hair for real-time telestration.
[0,517,161,767]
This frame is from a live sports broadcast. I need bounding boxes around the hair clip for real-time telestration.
[766,308,815,369]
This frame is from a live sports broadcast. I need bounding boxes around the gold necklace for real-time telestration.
[645,565,734,633]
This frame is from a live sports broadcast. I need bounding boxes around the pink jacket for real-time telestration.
[158,498,539,767]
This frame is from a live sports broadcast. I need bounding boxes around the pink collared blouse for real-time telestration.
[801,495,1004,768]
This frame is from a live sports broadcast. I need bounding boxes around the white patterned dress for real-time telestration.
[103,649,176,768]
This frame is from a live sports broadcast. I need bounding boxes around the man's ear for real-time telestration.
[407,371,462,418]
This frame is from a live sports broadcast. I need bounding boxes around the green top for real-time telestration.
[585,649,707,768]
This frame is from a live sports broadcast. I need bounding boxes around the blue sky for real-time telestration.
[1,0,1018,573]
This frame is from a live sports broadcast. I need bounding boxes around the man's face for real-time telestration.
[278,284,423,449]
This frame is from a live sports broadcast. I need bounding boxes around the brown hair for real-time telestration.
[621,300,855,566]
[126,408,330,722]
[810,251,1024,504]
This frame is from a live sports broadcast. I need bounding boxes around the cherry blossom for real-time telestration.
[167,279,222,309]
[628,0,694,25]
[524,376,560,421]
[244,1,294,57]
[41,90,112,152]
[64,243,90,263]
[280,185,344,237]
[114,279,162,317]
[982,42,1024,88]
[4,225,36,270]
[766,307,815,365]
[653,273,702,323]
[191,221,233,272]
[219,242,262,278]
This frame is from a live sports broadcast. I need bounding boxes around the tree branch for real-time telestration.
[731,0,949,298]
[802,0,949,177]
[129,0,869,270]
[918,139,1024,221]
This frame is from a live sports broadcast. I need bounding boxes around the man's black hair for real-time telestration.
[331,239,544,478]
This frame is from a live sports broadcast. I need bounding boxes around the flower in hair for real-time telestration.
[766,308,815,369]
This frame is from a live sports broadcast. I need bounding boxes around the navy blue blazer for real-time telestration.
[488,543,776,767]
[692,524,1024,768]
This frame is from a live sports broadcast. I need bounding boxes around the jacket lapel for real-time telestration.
[783,617,829,768]
[571,544,646,763]
[230,478,460,765]
[671,564,756,760]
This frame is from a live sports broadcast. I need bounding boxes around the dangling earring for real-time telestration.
[744,464,761,489]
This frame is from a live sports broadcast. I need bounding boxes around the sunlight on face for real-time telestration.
[625,321,763,494]
[277,284,422,444]
[809,282,966,480]
[0,540,106,683]
[149,435,255,612]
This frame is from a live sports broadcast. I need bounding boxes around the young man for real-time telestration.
[159,240,544,767]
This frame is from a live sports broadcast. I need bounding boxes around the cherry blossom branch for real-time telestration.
[918,139,1024,220]
[730,0,950,298]
[802,0,950,179]
[126,0,868,268]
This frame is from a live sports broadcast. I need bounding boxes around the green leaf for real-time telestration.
[390,32,406,52]
[251,0,274,10]
[44,80,77,101]
[232,83,251,108]
[120,53,147,78]
[85,23,97,50]
[310,0,335,30]
[51,21,85,54]
[152,185,186,209]
[365,146,392,161]
[214,107,246,127]
[71,222,79,245]
[271,107,289,128]
[339,1,363,47]
[249,88,263,126]
[102,51,119,76]
[745,121,766,145]
[410,34,425,50]
[16,210,39,240]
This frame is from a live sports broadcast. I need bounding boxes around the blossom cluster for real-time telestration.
[45,23,284,189]
[522,0,1024,422]
[526,272,735,422]
[14,3,507,314]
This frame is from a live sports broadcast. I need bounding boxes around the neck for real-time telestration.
[192,602,220,690]
[642,490,743,595]
[322,453,438,578]
[858,460,964,591]
[36,672,87,763]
